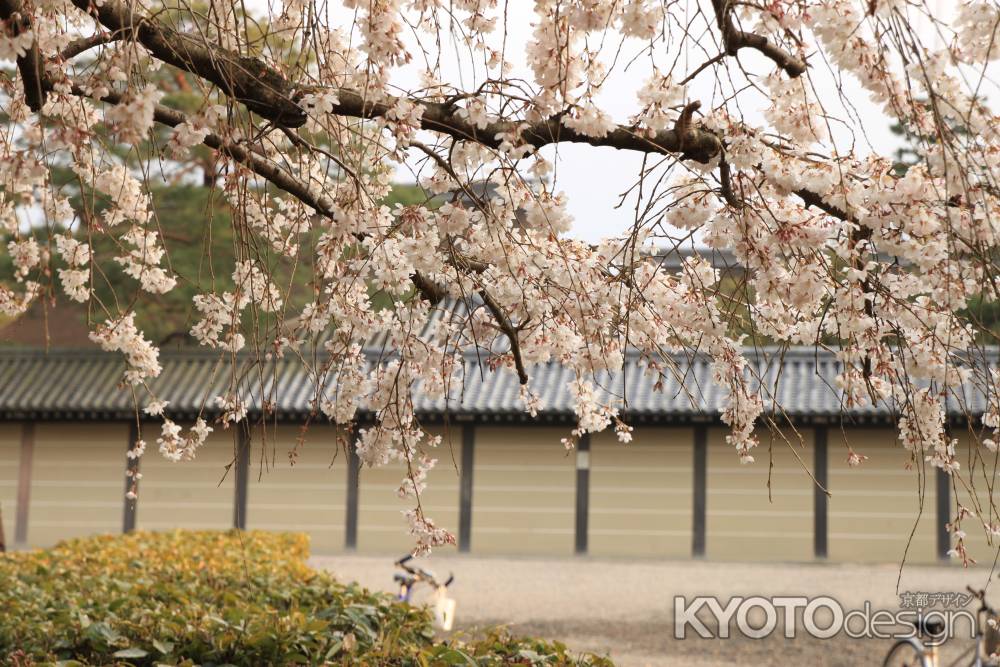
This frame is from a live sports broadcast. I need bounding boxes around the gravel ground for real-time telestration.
[311,553,1000,666]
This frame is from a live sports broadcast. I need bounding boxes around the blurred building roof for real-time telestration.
[0,346,992,425]
[0,300,93,348]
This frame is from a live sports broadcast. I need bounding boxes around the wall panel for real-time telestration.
[137,427,235,531]
[471,426,575,555]
[0,424,20,545]
[589,427,692,557]
[827,428,937,563]
[28,423,124,547]
[245,425,347,554]
[357,426,461,553]
[706,427,815,561]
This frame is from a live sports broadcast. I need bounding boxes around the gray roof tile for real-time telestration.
[0,346,992,424]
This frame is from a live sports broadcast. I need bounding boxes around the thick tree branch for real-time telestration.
[411,271,447,305]
[11,0,809,184]
[711,0,806,78]
[61,30,121,60]
[479,289,529,385]
[332,89,723,163]
[69,0,306,126]
[57,0,724,163]
[793,188,852,222]
[718,156,743,209]
[1,0,45,111]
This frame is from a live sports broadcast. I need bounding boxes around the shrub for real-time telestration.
[0,530,613,666]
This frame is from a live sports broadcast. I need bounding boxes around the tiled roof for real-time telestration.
[0,346,991,424]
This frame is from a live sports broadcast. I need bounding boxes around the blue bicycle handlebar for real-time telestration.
[394,554,453,589]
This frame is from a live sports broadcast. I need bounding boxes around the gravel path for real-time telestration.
[311,554,1000,666]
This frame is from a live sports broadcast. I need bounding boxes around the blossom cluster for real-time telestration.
[4,0,1000,558]
[55,234,91,302]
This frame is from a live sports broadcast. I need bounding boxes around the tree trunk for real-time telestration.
[0,502,6,552]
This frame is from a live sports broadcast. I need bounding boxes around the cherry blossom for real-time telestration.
[2,0,1000,556]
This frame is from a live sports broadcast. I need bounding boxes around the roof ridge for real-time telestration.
[1,345,997,361]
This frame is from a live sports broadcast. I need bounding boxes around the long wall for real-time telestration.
[0,420,965,563]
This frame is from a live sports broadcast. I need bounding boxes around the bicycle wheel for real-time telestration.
[882,639,931,667]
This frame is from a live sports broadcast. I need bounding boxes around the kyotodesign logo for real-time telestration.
[673,594,977,643]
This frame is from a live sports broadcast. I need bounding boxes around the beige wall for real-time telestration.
[28,423,124,547]
[137,427,236,531]
[706,427,815,561]
[357,425,461,553]
[471,426,575,555]
[0,418,966,565]
[590,428,692,557]
[827,427,938,563]
[245,424,347,554]
[0,424,20,544]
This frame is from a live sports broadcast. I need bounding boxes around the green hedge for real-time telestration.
[0,530,613,666]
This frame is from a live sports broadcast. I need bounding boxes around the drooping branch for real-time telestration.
[793,185,880,402]
[1,0,46,111]
[51,80,520,374]
[50,82,335,216]
[710,0,806,78]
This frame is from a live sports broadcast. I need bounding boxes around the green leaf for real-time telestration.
[113,648,150,658]
[152,639,175,654]
[517,648,546,663]
[424,647,477,665]
[83,621,121,646]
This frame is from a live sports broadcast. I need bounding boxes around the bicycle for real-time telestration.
[393,554,456,631]
[883,587,1000,667]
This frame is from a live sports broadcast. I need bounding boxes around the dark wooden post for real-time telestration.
[0,502,6,552]
[458,422,475,553]
[233,424,250,530]
[15,422,34,546]
[692,425,707,557]
[123,421,140,533]
[814,425,828,559]
[345,433,360,550]
[936,467,950,561]
[574,433,591,555]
